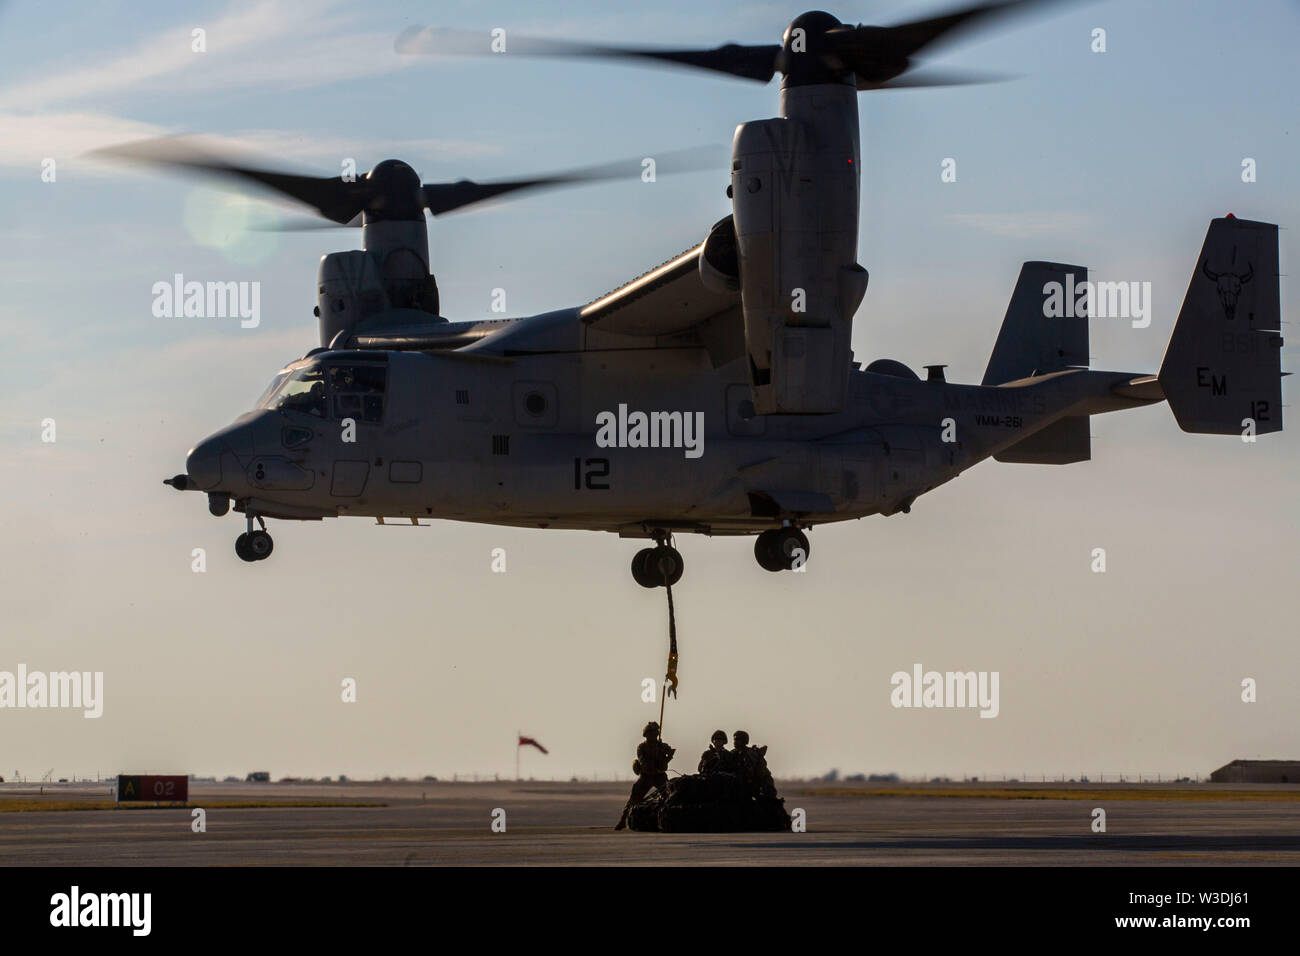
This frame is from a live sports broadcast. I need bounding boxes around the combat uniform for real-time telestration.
[733,743,752,780]
[616,729,675,829]
[698,731,730,775]
[698,746,725,774]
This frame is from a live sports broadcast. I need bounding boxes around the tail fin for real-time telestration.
[1159,217,1284,435]
[985,261,1090,464]
[982,261,1089,385]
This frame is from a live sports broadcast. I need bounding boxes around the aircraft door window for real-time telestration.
[328,365,387,424]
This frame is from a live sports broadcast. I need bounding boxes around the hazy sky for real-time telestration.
[1,0,1297,783]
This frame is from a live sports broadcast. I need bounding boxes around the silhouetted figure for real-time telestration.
[698,729,730,774]
[616,721,675,830]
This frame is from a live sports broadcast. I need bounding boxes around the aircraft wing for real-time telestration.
[579,243,740,337]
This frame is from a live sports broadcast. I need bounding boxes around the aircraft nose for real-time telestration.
[185,436,226,491]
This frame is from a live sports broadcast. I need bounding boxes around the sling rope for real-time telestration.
[657,554,679,734]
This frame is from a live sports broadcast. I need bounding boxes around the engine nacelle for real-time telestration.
[316,216,443,347]
[730,86,867,415]
[316,251,388,348]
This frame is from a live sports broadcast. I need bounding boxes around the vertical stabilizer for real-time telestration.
[982,261,1089,386]
[1159,217,1283,435]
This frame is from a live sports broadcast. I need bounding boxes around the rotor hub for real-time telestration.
[781,11,854,88]
[364,159,426,222]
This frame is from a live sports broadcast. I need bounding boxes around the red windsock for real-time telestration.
[518,736,548,754]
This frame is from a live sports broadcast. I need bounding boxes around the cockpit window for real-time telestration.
[267,365,327,417]
[328,365,386,424]
[255,371,290,409]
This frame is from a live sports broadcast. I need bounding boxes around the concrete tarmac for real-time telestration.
[4,780,1299,866]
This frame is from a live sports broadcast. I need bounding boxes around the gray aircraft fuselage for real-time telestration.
[184,315,1156,538]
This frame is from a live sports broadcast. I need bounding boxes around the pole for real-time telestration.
[516,730,520,781]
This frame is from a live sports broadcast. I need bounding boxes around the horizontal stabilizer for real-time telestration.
[994,415,1090,464]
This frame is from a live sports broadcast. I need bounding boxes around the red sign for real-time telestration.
[117,774,188,803]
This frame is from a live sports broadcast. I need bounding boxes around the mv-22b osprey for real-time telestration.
[144,3,1283,585]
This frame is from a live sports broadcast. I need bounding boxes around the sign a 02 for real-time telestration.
[117,774,188,803]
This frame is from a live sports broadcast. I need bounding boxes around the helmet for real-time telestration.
[711,730,727,744]
[642,721,660,738]
[733,729,750,747]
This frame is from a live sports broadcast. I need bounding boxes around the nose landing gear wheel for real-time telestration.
[247,529,273,560]
[754,527,809,572]
[632,545,684,588]
[235,529,274,562]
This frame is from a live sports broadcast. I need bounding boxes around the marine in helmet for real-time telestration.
[732,729,751,768]
[615,721,675,830]
[698,729,730,774]
[732,729,767,790]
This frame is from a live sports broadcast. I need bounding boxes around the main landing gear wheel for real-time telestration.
[754,527,809,572]
[632,546,684,588]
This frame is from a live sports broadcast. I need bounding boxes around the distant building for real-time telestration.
[1210,760,1300,783]
[245,771,271,783]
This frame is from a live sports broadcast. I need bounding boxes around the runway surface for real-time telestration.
[4,780,1300,866]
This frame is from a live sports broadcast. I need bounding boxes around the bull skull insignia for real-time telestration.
[1202,253,1253,321]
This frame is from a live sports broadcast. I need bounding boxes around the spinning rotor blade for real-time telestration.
[421,146,722,216]
[251,214,364,231]
[92,138,375,224]
[869,0,1059,59]
[396,26,781,83]
[93,137,723,227]
[399,1,1076,90]
[829,0,1069,86]
[855,67,1016,91]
